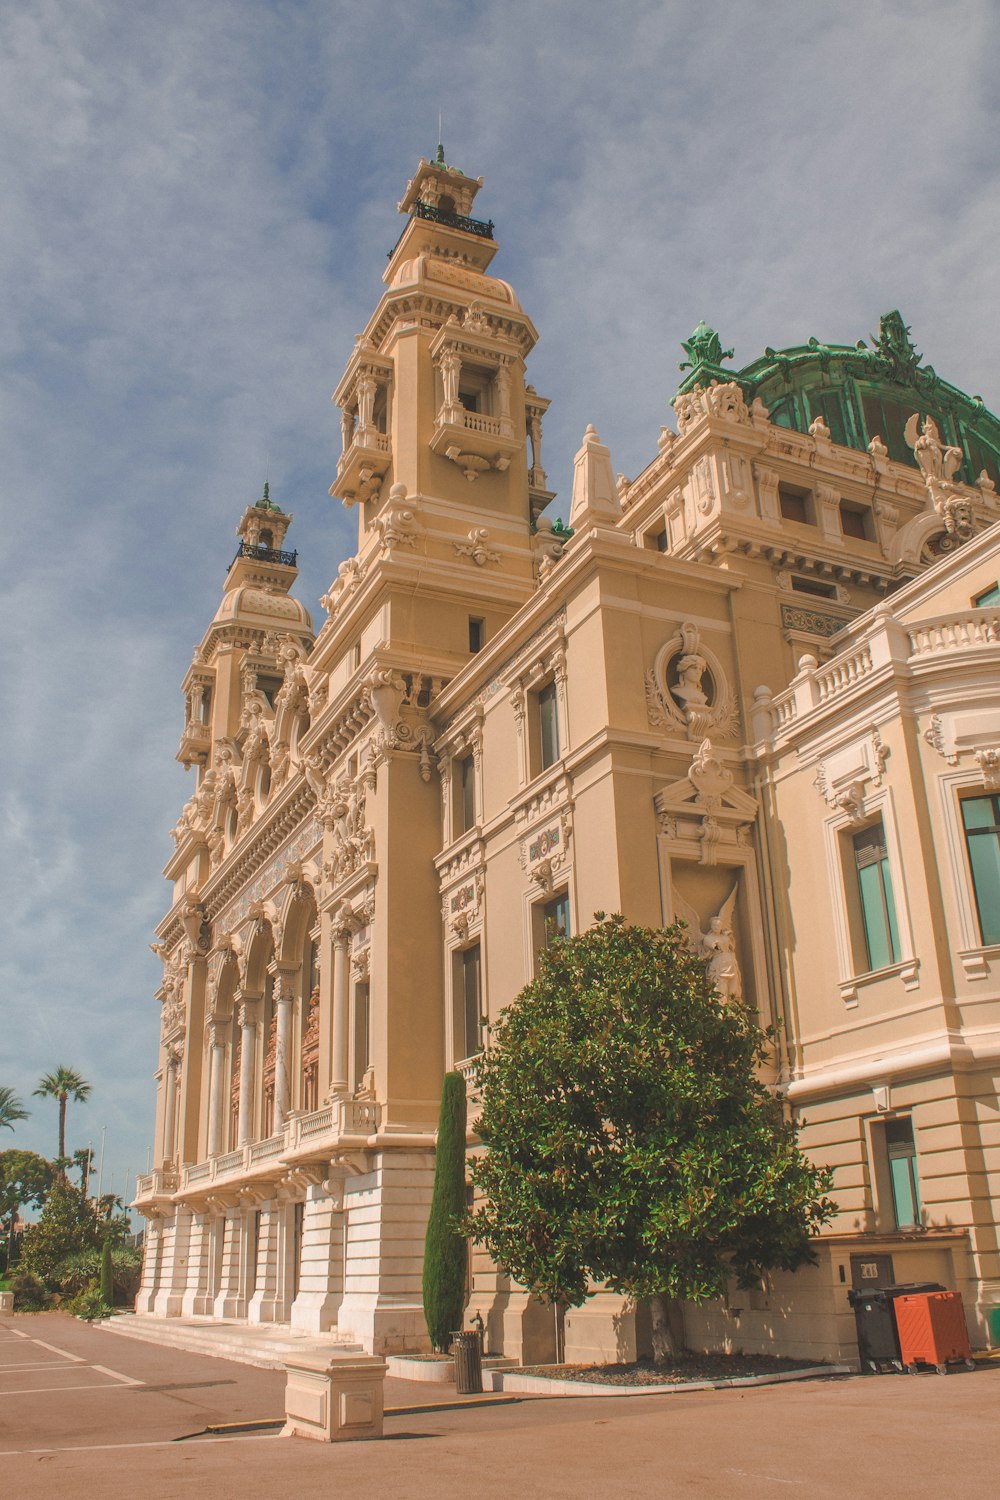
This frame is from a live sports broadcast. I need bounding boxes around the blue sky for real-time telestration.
[2,0,998,1207]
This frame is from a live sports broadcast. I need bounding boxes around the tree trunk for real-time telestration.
[58,1098,66,1163]
[649,1292,680,1364]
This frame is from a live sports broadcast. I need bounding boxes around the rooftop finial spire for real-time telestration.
[436,111,445,165]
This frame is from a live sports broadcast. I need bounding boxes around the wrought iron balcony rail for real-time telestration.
[230,540,298,569]
[395,202,497,258]
[413,200,495,238]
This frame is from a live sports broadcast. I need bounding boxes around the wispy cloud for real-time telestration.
[2,0,997,1196]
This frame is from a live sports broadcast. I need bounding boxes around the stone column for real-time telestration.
[206,1021,228,1157]
[273,972,297,1130]
[180,1212,215,1317]
[331,929,351,1096]
[161,1052,178,1165]
[237,997,259,1145]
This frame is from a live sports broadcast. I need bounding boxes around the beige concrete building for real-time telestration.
[135,153,1000,1365]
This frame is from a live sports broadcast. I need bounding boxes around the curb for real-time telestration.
[489,1363,854,1397]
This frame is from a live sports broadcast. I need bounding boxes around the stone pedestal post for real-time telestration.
[283,1353,387,1443]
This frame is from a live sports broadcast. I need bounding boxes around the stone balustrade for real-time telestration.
[136,1098,386,1207]
[756,605,1000,748]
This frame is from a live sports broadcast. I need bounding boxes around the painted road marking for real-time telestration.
[0,1433,284,1456]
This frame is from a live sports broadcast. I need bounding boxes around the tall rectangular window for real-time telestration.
[462,944,483,1059]
[538,680,560,770]
[884,1118,921,1229]
[469,617,484,653]
[962,794,1000,945]
[540,891,570,947]
[853,821,900,971]
[353,981,371,1087]
[458,755,476,834]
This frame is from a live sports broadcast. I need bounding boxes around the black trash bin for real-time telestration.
[848,1282,945,1372]
[451,1330,484,1394]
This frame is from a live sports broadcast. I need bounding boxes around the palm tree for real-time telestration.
[0,1086,29,1133]
[72,1146,96,1197]
[33,1067,92,1161]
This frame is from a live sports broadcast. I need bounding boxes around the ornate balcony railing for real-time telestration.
[413,201,494,239]
[230,540,298,570]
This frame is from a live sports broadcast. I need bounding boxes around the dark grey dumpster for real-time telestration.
[451,1330,483,1394]
[848,1282,944,1372]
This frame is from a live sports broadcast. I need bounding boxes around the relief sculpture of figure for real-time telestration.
[670,624,710,712]
[701,915,742,1003]
[672,883,743,1003]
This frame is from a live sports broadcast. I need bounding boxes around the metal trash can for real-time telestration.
[451,1330,483,1394]
[848,1282,945,1372]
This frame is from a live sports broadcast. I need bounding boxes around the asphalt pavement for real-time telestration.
[1,1312,995,1499]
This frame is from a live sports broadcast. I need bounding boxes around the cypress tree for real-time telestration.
[99,1236,114,1307]
[422,1070,468,1352]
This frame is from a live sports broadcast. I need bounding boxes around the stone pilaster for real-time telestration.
[213,1205,249,1318]
[247,1200,285,1324]
[290,1183,345,1333]
[134,1217,164,1314]
[335,1149,435,1354]
[152,1207,192,1317]
[180,1212,218,1316]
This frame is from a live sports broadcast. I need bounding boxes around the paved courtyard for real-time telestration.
[1,1312,995,1498]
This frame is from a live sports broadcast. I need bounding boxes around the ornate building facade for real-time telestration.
[135,153,1000,1363]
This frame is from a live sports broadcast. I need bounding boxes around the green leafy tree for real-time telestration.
[19,1178,103,1285]
[422,1071,469,1352]
[0,1150,55,1271]
[33,1067,92,1163]
[469,915,835,1362]
[0,1086,29,1134]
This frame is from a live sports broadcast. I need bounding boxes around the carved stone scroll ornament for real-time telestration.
[320,556,363,617]
[976,748,1000,790]
[454,527,501,567]
[645,623,738,740]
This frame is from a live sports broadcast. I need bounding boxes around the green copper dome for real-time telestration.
[678,311,1000,488]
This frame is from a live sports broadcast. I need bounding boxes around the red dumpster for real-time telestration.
[893,1290,975,1374]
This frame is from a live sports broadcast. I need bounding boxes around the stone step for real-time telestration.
[99,1313,363,1370]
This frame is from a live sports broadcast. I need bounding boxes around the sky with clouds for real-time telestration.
[2,0,998,1207]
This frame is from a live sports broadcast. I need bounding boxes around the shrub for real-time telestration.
[64,1284,113,1321]
[422,1071,469,1352]
[10,1270,50,1311]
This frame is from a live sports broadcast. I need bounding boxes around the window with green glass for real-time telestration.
[852,821,901,971]
[538,680,560,770]
[961,794,1000,946]
[974,582,1000,608]
[461,944,483,1058]
[860,392,922,468]
[540,891,570,947]
[807,388,848,447]
[884,1117,921,1229]
[458,754,476,834]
